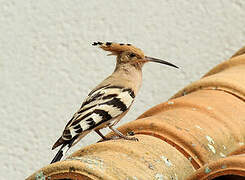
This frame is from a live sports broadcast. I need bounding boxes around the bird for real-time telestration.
[50,42,179,163]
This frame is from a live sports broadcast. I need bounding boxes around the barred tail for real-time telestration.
[50,143,66,164]
[52,136,65,150]
[51,136,68,164]
[51,135,78,163]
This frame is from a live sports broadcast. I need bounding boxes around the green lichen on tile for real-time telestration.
[204,167,212,174]
[161,155,173,167]
[220,152,226,158]
[221,165,227,169]
[148,163,155,170]
[167,101,174,105]
[35,171,45,180]
[206,135,214,144]
[155,173,164,180]
[207,144,216,154]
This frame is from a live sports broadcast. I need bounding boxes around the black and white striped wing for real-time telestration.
[61,85,135,141]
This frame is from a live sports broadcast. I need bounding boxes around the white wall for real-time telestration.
[1,0,245,179]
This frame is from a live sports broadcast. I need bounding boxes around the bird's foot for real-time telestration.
[98,134,138,142]
[122,135,138,141]
[109,126,138,141]
[97,136,119,142]
[97,127,139,142]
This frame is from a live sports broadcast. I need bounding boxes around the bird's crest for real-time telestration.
[92,41,145,58]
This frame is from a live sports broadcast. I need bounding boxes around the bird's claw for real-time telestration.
[128,137,138,141]
[97,136,120,142]
[98,135,138,142]
[122,135,138,141]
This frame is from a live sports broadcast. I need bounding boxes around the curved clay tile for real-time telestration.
[27,47,245,180]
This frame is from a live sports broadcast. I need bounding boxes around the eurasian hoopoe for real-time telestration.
[51,42,178,163]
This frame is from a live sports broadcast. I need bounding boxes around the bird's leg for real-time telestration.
[95,129,113,142]
[109,125,138,141]
[94,129,119,142]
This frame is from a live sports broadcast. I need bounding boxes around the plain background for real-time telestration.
[1,0,245,179]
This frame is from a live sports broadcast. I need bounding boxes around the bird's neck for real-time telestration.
[112,63,143,94]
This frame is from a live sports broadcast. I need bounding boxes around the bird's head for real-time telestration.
[92,41,178,69]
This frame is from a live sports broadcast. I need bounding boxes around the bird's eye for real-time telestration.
[129,53,136,58]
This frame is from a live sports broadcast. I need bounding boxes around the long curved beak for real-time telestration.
[145,56,179,68]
